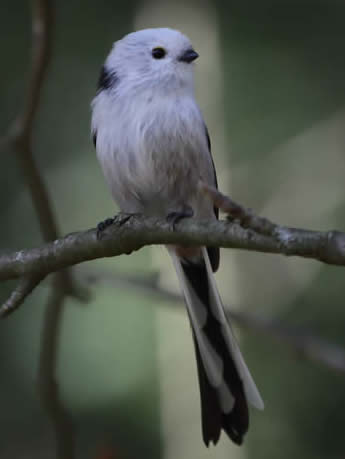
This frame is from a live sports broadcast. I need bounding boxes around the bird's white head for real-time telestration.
[100,28,198,96]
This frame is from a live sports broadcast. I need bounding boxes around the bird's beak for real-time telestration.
[179,48,199,63]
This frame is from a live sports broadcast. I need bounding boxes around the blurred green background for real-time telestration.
[1,0,345,458]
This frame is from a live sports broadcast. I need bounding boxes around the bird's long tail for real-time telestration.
[169,247,264,446]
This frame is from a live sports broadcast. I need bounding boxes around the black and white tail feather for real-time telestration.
[169,247,264,446]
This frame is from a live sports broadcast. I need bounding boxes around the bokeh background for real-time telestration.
[1,0,345,458]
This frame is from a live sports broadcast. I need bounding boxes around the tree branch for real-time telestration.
[84,268,345,375]
[0,274,44,317]
[200,183,345,264]
[0,213,345,287]
[3,1,77,457]
[228,310,345,374]
[37,283,75,459]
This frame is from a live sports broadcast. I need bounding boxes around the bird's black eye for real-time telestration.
[152,47,166,59]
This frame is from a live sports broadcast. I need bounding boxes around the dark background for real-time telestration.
[1,1,345,458]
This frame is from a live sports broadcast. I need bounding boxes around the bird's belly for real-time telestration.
[125,145,201,216]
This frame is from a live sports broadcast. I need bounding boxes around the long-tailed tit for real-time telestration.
[91,27,263,446]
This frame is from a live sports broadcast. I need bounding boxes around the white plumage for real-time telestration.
[91,27,263,446]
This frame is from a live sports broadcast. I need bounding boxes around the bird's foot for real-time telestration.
[166,207,194,231]
[114,212,142,254]
[97,212,143,240]
[113,212,141,226]
[97,217,115,240]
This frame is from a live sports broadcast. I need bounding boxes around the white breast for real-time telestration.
[92,89,215,217]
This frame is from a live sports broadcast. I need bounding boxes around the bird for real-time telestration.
[91,27,264,446]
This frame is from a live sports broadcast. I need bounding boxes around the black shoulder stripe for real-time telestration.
[204,125,217,189]
[204,125,220,271]
[92,130,97,148]
[97,65,119,93]
[205,125,211,152]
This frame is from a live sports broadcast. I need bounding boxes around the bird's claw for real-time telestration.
[97,217,115,240]
[166,207,194,231]
[113,212,137,226]
[97,213,142,239]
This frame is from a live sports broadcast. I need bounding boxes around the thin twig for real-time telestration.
[200,183,345,263]
[0,274,44,317]
[13,0,53,141]
[83,267,345,374]
[3,0,77,457]
[37,283,75,459]
[228,310,345,374]
[200,182,276,236]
